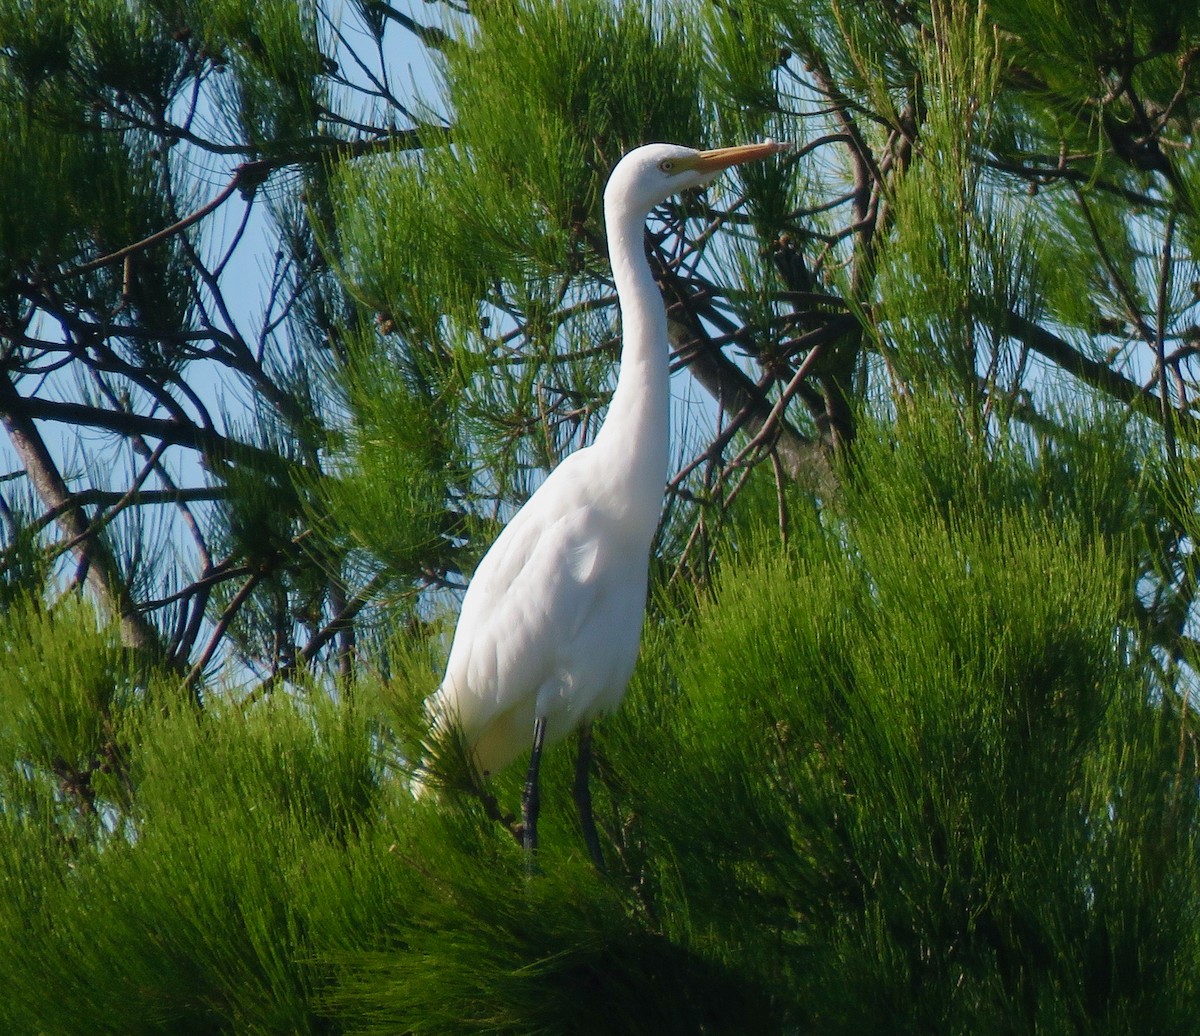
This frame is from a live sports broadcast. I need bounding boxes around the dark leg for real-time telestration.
[574,722,605,872]
[522,715,547,861]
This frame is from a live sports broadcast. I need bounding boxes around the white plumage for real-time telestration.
[425,142,789,845]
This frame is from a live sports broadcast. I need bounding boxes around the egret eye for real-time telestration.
[658,159,675,173]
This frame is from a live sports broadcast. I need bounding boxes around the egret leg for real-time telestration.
[574,723,605,872]
[522,715,547,860]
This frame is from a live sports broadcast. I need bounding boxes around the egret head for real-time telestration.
[605,140,790,216]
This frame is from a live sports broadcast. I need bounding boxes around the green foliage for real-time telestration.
[331,156,497,338]
[196,0,328,147]
[73,0,183,107]
[326,846,772,1036]
[0,98,90,282]
[606,409,1196,1032]
[0,492,55,608]
[0,681,395,1035]
[0,0,74,94]
[0,0,181,277]
[749,0,922,127]
[329,0,710,502]
[334,0,704,319]
[988,0,1200,99]
[448,0,705,229]
[870,3,1034,399]
[0,594,132,790]
[310,332,466,580]
[1,411,1195,1033]
[6,0,1200,1031]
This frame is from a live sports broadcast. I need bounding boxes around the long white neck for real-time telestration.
[591,191,670,522]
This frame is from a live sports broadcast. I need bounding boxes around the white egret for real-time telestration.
[427,140,790,862]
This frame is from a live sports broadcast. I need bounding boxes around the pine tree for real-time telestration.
[1,0,1200,1032]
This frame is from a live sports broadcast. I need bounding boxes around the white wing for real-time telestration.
[430,447,649,774]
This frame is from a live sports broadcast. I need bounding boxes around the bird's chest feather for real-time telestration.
[453,489,641,672]
[470,507,644,671]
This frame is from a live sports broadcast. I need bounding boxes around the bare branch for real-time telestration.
[0,370,167,659]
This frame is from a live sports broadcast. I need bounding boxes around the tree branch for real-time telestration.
[0,369,167,658]
[1,391,304,476]
[1005,312,1198,434]
[652,258,835,491]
